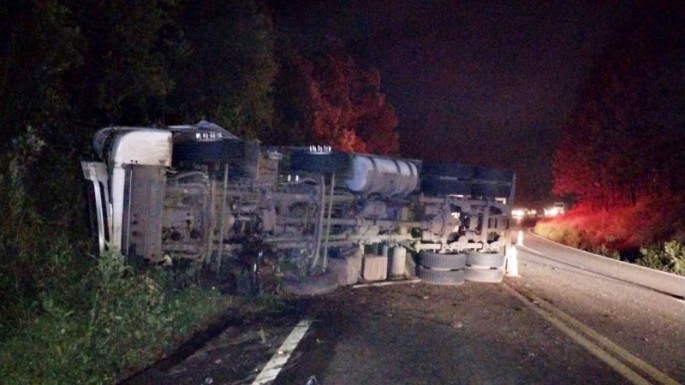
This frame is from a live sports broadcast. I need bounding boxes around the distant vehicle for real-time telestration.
[512,207,537,220]
[544,202,566,217]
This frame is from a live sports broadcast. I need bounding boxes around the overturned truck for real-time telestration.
[82,122,516,294]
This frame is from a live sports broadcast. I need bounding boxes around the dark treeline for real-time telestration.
[0,0,400,151]
[552,1,685,210]
[0,0,399,332]
[0,0,400,241]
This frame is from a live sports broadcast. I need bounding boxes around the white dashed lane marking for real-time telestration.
[251,319,312,385]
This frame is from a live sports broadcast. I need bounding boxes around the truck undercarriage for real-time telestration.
[82,122,515,294]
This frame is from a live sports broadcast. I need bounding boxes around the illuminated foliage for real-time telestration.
[273,48,400,155]
[553,1,685,209]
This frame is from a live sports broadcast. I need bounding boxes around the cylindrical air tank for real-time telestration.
[390,246,407,277]
[345,155,419,197]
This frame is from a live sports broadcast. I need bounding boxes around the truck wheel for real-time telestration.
[418,251,466,270]
[416,266,464,286]
[472,168,513,197]
[465,252,506,268]
[464,267,504,283]
[280,271,339,296]
[464,251,505,283]
[173,139,249,163]
[421,162,474,195]
[421,162,474,178]
[471,183,512,198]
[290,151,350,173]
[421,176,472,195]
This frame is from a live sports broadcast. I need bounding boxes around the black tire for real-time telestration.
[473,167,514,182]
[416,266,465,286]
[421,162,474,178]
[472,167,514,197]
[421,176,473,195]
[173,139,251,163]
[280,271,339,296]
[471,183,512,198]
[418,251,466,270]
[465,252,506,268]
[464,267,504,283]
[290,151,350,173]
[421,162,474,195]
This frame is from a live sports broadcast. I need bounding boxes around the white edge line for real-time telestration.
[527,229,685,280]
[523,230,685,298]
[251,319,312,385]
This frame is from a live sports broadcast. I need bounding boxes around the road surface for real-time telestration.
[123,232,685,385]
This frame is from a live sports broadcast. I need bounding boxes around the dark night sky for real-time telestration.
[277,1,632,206]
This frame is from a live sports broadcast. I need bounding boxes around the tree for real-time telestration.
[168,0,277,139]
[64,0,178,129]
[0,0,82,145]
[273,47,400,155]
[552,1,685,208]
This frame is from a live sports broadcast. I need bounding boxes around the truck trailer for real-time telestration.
[82,121,515,294]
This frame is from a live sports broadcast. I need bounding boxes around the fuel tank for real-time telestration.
[345,155,419,197]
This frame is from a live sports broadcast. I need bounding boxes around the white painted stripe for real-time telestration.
[251,319,312,385]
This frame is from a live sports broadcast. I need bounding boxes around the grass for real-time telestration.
[0,250,234,385]
[534,197,685,274]
[0,129,291,384]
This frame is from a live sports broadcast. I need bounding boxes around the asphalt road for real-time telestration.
[124,232,685,385]
[518,230,685,298]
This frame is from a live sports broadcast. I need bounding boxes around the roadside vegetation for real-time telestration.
[538,1,685,275]
[0,250,231,385]
[534,198,685,275]
[1,0,683,382]
[0,1,399,384]
[0,129,231,384]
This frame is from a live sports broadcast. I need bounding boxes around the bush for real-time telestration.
[639,241,685,275]
[0,250,231,385]
[534,198,685,275]
[0,127,91,337]
[0,128,256,384]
